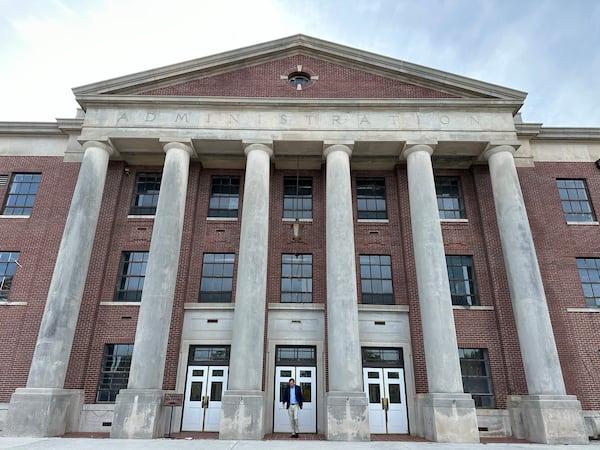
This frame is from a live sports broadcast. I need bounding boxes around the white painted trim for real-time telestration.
[441,218,469,223]
[0,215,30,219]
[566,307,600,313]
[357,219,389,224]
[99,302,140,306]
[0,301,28,306]
[358,304,409,313]
[452,305,494,311]
[127,215,155,219]
[184,303,235,311]
[281,218,313,223]
[566,221,599,226]
[206,217,238,222]
[268,302,325,311]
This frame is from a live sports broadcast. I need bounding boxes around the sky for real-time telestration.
[0,0,599,127]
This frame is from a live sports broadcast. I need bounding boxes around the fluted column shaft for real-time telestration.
[228,143,272,391]
[127,142,193,389]
[403,144,463,394]
[485,145,566,395]
[28,141,113,388]
[325,144,363,392]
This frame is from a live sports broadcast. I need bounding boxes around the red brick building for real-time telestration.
[0,35,598,443]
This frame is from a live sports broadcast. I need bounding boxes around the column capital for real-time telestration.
[243,142,273,158]
[80,140,116,156]
[483,143,520,160]
[323,143,353,158]
[401,142,437,159]
[162,141,195,157]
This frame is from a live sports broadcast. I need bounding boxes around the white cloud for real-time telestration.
[0,0,598,126]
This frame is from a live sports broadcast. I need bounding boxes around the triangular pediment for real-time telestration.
[73,34,526,103]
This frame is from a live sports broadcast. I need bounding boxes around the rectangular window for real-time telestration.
[96,343,133,402]
[199,253,235,302]
[115,252,148,302]
[435,176,466,219]
[0,251,20,300]
[356,178,387,219]
[446,255,479,306]
[360,255,394,304]
[208,176,240,218]
[281,254,312,303]
[557,179,595,222]
[2,173,41,216]
[576,258,600,307]
[283,176,312,219]
[459,348,495,408]
[130,173,161,215]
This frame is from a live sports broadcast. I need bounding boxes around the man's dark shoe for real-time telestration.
[292,433,299,438]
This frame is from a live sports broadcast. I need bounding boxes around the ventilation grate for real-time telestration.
[0,174,8,187]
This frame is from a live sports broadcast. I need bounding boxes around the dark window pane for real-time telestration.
[446,255,479,306]
[208,176,240,217]
[557,179,595,222]
[356,178,387,219]
[130,173,161,215]
[459,348,495,409]
[388,384,401,403]
[2,173,41,216]
[359,254,393,304]
[96,343,133,402]
[0,251,20,300]
[190,382,203,401]
[576,257,600,307]
[115,252,148,302]
[199,253,235,303]
[210,382,223,401]
[281,253,312,303]
[435,176,466,219]
[283,176,313,219]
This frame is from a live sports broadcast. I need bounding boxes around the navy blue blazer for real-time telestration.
[282,385,304,409]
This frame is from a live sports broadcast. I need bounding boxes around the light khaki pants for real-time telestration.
[288,404,300,434]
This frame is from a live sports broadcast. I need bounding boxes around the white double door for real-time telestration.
[181,365,228,432]
[273,366,316,433]
[363,367,408,434]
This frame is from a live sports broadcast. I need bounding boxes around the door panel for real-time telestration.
[182,365,228,432]
[363,368,386,433]
[203,366,228,432]
[273,366,317,433]
[182,366,207,431]
[384,368,408,433]
[363,367,408,434]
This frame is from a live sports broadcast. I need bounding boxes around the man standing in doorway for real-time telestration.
[283,377,304,438]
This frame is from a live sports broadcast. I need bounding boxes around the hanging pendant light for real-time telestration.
[291,156,303,242]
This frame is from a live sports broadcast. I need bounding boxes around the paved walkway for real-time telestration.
[0,438,598,450]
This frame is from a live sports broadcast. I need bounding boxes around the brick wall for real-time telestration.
[1,156,599,412]
[140,55,458,99]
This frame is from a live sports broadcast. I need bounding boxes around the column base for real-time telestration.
[6,388,83,437]
[508,394,588,444]
[325,391,370,441]
[219,390,265,440]
[416,393,479,443]
[110,389,165,439]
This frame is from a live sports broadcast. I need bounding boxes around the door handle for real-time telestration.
[202,395,209,408]
[382,397,389,411]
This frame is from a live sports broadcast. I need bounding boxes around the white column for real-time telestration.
[220,142,271,440]
[323,144,369,441]
[403,144,463,394]
[7,140,113,436]
[402,143,478,443]
[111,141,193,439]
[485,144,586,444]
